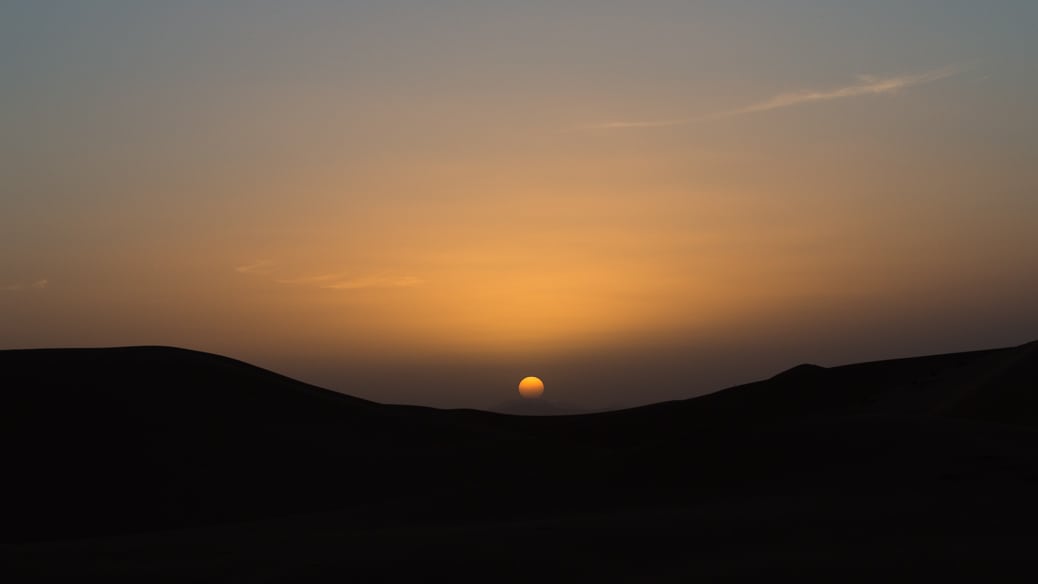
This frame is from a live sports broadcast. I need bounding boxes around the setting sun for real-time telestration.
[518,376,545,399]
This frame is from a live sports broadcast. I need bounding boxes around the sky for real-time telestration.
[3,1,1037,410]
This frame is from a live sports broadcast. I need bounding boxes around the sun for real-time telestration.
[518,376,544,399]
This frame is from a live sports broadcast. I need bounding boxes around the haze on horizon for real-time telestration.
[3,1,1036,410]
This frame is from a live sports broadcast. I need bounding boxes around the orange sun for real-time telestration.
[518,376,545,399]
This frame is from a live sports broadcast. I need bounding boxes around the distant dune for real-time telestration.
[4,340,1038,580]
[488,398,588,416]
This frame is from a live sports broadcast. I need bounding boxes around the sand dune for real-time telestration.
[4,341,1038,579]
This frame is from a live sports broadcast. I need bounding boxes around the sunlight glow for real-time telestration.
[518,376,545,399]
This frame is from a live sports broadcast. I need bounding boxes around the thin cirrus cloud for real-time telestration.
[274,272,344,286]
[320,275,424,290]
[586,64,968,130]
[2,279,48,292]
[278,272,424,290]
[237,264,423,291]
[234,260,276,275]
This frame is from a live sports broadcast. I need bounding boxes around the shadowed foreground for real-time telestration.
[4,342,1038,581]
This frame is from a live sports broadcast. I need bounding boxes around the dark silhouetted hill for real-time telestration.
[4,341,1038,580]
[489,398,587,415]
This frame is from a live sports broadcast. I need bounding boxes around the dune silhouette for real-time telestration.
[489,397,587,416]
[4,341,1038,579]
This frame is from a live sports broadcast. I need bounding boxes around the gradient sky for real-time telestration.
[3,1,1037,409]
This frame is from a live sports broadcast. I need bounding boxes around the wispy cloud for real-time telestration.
[234,259,275,275]
[2,279,49,292]
[279,272,423,290]
[274,272,346,286]
[737,65,964,114]
[320,275,424,290]
[586,64,967,130]
[237,263,423,291]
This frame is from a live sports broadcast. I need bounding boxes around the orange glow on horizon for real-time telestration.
[4,4,1036,397]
